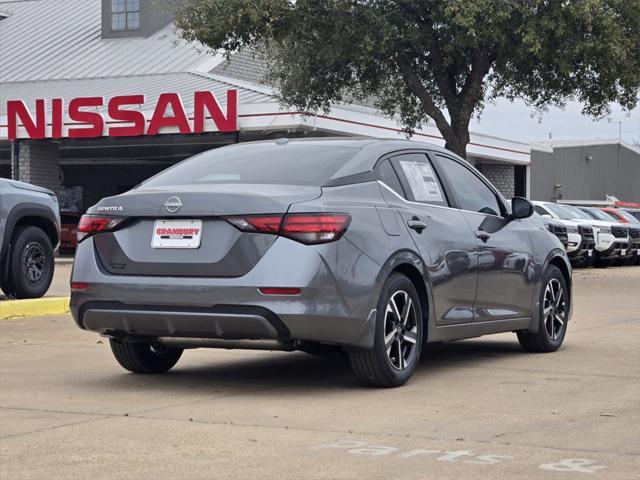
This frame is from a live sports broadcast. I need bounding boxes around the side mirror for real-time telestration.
[511,197,534,220]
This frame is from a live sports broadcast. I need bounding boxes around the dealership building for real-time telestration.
[1,0,638,212]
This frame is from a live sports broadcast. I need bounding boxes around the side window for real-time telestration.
[436,155,502,216]
[390,153,447,206]
[534,205,549,216]
[377,159,405,197]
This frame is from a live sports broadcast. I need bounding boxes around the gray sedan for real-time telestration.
[70,138,572,387]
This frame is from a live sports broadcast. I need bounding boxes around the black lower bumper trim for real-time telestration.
[79,301,291,339]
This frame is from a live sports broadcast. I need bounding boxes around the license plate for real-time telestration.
[152,220,202,249]
[621,249,627,256]
[587,249,593,257]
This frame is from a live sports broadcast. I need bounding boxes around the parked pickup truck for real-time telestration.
[577,206,633,267]
[0,179,60,299]
[532,201,594,266]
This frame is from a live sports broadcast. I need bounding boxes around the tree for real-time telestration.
[176,0,640,158]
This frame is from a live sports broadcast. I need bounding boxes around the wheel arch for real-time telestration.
[527,251,573,333]
[1,204,59,286]
[547,254,572,295]
[2,204,59,255]
[377,249,433,343]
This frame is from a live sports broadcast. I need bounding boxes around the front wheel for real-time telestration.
[110,339,183,374]
[349,273,423,388]
[517,265,569,353]
[2,226,55,299]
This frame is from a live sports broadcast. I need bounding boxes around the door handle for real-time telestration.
[407,219,427,233]
[475,230,491,241]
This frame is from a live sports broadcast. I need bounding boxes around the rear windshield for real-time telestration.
[142,143,359,188]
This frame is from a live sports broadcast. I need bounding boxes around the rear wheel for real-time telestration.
[109,339,183,374]
[2,226,54,299]
[517,265,569,353]
[349,273,423,388]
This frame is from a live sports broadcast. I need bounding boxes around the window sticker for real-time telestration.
[399,160,444,203]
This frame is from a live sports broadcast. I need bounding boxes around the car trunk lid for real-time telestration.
[88,184,321,277]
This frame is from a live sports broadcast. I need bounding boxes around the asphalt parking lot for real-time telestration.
[1,267,639,479]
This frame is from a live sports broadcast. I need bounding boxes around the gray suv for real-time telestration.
[0,179,60,299]
[70,139,572,387]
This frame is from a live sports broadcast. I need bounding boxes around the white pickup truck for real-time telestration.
[532,201,622,267]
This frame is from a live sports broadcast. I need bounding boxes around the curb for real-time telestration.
[55,257,74,265]
[0,297,71,320]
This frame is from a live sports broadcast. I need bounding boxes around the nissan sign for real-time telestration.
[5,90,238,140]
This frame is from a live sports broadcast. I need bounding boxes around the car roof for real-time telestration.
[214,137,456,179]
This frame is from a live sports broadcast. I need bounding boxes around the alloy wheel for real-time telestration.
[22,242,46,283]
[383,290,418,370]
[543,278,566,340]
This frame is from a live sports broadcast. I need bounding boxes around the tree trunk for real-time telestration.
[442,115,470,160]
[443,136,467,159]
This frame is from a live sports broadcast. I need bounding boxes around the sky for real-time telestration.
[472,98,640,147]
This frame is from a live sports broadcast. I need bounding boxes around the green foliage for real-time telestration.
[176,0,640,157]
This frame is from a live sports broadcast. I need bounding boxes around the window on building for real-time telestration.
[111,0,140,31]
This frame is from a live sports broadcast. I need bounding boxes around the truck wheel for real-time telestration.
[349,273,423,388]
[110,339,183,374]
[4,226,55,299]
[517,265,569,353]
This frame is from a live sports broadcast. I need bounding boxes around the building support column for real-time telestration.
[10,140,61,194]
[10,140,20,180]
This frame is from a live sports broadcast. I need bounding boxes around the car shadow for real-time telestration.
[78,337,528,395]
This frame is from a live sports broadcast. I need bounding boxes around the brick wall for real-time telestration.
[476,163,515,199]
[11,140,61,194]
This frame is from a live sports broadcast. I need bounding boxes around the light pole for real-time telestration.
[607,118,622,141]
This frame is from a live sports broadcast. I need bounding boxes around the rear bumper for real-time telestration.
[78,301,288,340]
[70,236,380,349]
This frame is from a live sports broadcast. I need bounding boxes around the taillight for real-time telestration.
[225,213,350,245]
[281,214,350,244]
[77,215,124,242]
[225,215,283,234]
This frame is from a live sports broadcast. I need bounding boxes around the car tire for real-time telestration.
[3,226,55,299]
[517,265,569,353]
[349,273,423,388]
[109,339,183,374]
